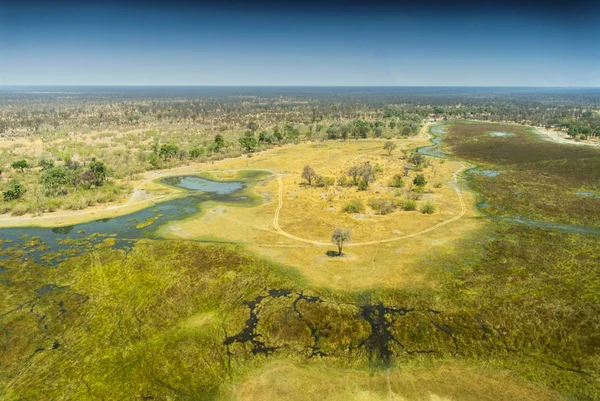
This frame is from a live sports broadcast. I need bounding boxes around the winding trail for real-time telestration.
[272,162,468,247]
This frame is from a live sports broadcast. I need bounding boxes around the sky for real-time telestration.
[0,0,599,86]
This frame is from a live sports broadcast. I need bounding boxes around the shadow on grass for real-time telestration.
[326,250,342,257]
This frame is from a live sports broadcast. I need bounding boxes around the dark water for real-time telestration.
[0,176,251,264]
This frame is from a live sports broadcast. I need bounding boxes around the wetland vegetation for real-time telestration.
[1,87,599,400]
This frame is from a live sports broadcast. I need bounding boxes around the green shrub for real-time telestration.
[343,199,364,213]
[3,179,26,201]
[401,199,417,211]
[420,201,436,214]
[357,179,368,191]
[413,173,427,188]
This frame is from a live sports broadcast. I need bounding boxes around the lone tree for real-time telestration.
[331,227,352,256]
[301,165,317,185]
[383,141,397,155]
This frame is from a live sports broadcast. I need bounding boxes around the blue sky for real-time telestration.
[1,1,599,86]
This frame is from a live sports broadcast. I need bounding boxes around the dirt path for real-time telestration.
[272,161,468,247]
[271,120,470,247]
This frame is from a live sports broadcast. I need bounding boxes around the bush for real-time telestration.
[3,179,26,201]
[314,175,335,187]
[357,179,368,191]
[413,173,427,188]
[368,198,396,215]
[420,201,436,214]
[343,199,364,213]
[337,176,349,186]
[400,199,417,211]
[388,174,404,188]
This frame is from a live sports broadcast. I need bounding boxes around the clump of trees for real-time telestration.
[301,165,334,187]
[347,162,375,190]
[41,159,109,196]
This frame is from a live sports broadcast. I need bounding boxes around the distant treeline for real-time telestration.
[1,87,599,137]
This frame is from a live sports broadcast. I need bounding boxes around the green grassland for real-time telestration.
[1,121,599,400]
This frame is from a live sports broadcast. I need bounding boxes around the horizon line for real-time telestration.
[1,84,599,88]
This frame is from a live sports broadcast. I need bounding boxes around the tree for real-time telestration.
[383,141,397,155]
[3,179,25,201]
[347,165,360,185]
[89,160,108,183]
[284,122,299,139]
[159,143,179,161]
[326,125,341,140]
[408,152,425,166]
[239,131,257,152]
[413,173,427,188]
[214,134,225,151]
[301,165,317,185]
[331,227,352,256]
[41,166,72,195]
[247,121,259,132]
[189,147,203,158]
[358,163,374,188]
[11,160,30,173]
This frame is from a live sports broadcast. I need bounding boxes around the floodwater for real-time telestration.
[471,169,501,177]
[418,125,447,157]
[0,176,254,265]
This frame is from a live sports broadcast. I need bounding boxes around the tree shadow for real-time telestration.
[326,250,341,257]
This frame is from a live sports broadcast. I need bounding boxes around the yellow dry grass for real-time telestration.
[228,360,559,401]
[165,137,481,290]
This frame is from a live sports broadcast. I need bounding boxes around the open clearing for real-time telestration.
[158,136,480,290]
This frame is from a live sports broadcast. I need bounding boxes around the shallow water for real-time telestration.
[575,191,599,199]
[471,169,501,177]
[500,217,600,236]
[163,176,243,194]
[490,131,513,137]
[0,175,255,264]
[418,125,447,157]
